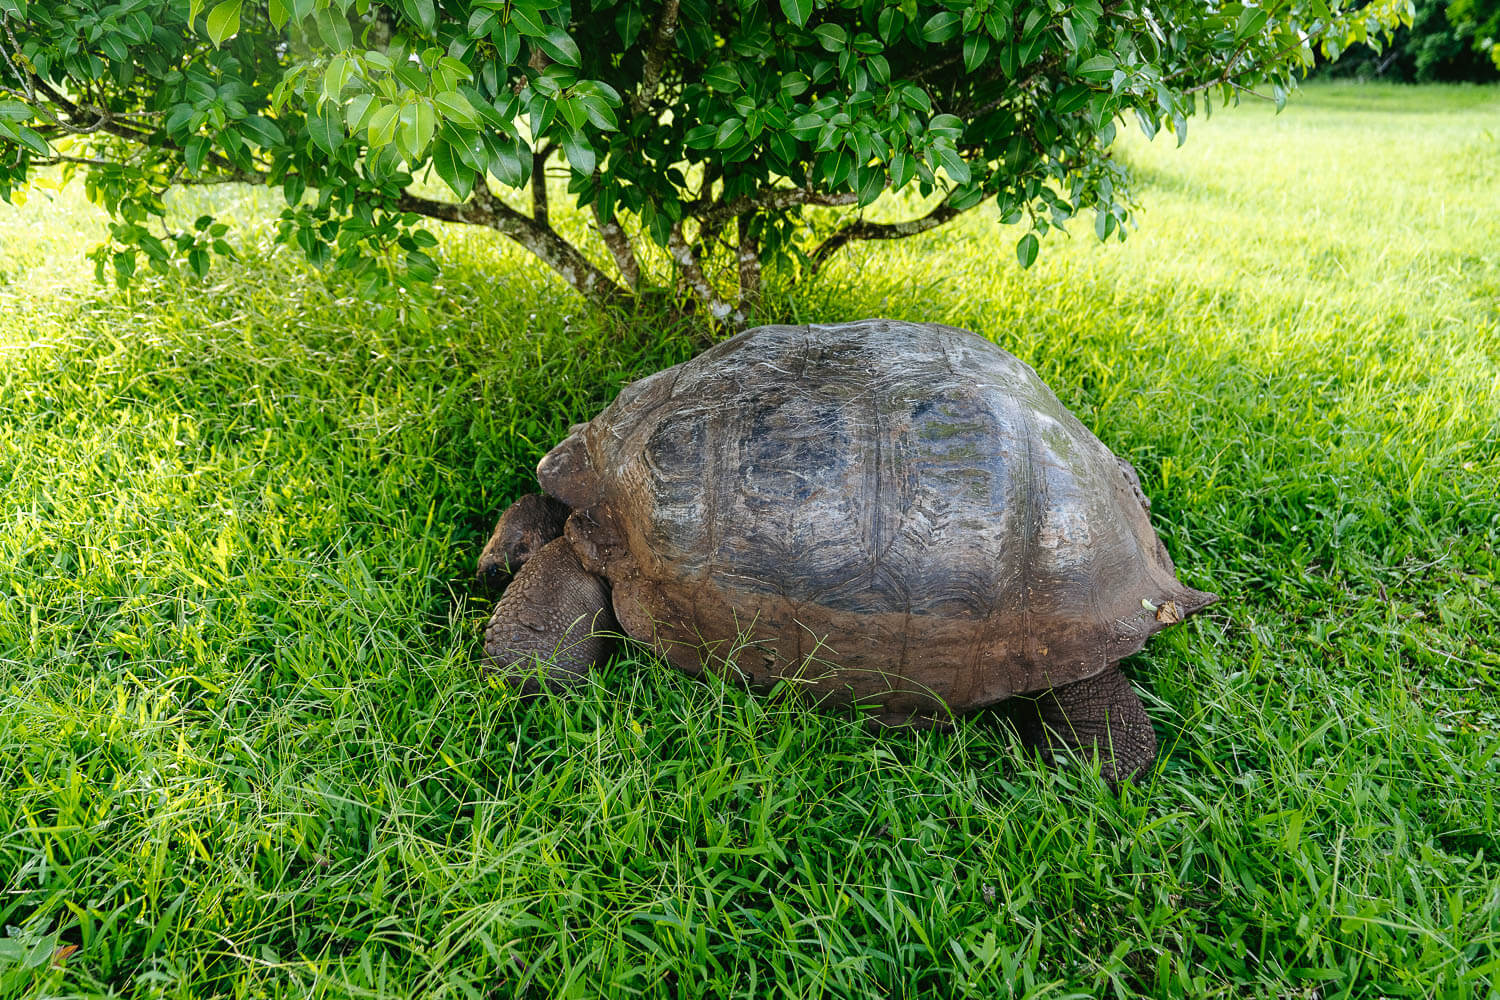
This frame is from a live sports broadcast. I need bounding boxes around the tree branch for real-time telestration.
[592,201,642,290]
[631,0,681,115]
[399,186,630,310]
[1181,39,1256,95]
[807,198,964,275]
[736,214,760,315]
[686,184,860,230]
[0,28,258,181]
[33,153,130,169]
[531,143,552,228]
[0,20,35,103]
[668,219,733,322]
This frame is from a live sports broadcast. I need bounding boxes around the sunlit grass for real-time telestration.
[1,82,1497,998]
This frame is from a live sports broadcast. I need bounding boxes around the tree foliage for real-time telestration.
[1448,0,1500,67]
[0,0,1409,326]
[1314,0,1498,80]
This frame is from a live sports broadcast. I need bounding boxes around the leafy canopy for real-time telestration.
[1448,0,1500,67]
[0,0,1410,322]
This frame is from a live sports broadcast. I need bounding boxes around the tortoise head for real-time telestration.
[537,426,603,510]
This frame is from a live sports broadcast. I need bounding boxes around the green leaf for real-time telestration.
[113,250,137,285]
[1060,17,1077,51]
[488,136,528,187]
[344,94,376,132]
[890,149,915,189]
[921,11,961,43]
[587,80,623,106]
[1016,232,1039,268]
[433,90,479,128]
[1135,108,1158,139]
[432,139,474,200]
[616,4,645,45]
[400,101,438,160]
[313,6,352,48]
[497,22,521,64]
[15,126,48,156]
[780,0,813,29]
[267,0,289,28]
[467,7,498,36]
[100,33,129,63]
[219,127,246,167]
[949,184,985,211]
[189,248,211,278]
[308,103,343,154]
[703,63,741,92]
[446,125,488,171]
[407,0,436,34]
[239,116,283,148]
[560,132,596,174]
[931,143,969,184]
[437,56,474,86]
[406,248,438,280]
[822,147,852,187]
[1054,84,1090,115]
[788,113,822,140]
[683,123,717,148]
[557,95,587,131]
[322,55,353,103]
[184,135,209,174]
[1094,209,1115,240]
[928,114,962,139]
[715,117,745,149]
[537,27,581,66]
[509,2,547,37]
[813,24,847,51]
[205,0,241,46]
[367,104,400,148]
[963,33,990,71]
[579,94,618,131]
[1077,55,1113,79]
[1236,6,1269,40]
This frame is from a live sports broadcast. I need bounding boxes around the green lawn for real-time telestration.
[2,82,1498,998]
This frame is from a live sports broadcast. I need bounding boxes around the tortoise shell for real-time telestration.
[538,319,1215,721]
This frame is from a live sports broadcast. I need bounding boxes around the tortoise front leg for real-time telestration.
[483,537,617,694]
[1008,666,1158,784]
[477,493,571,586]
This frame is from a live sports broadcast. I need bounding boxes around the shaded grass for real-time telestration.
[1,82,1498,998]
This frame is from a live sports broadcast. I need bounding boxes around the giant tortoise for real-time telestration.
[477,319,1216,781]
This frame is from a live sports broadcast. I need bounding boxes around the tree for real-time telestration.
[0,0,1408,329]
[1448,0,1500,68]
[1314,0,1499,81]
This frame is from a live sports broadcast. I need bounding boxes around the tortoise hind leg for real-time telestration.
[1008,666,1158,784]
[483,537,616,694]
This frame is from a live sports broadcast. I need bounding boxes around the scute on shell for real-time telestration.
[539,319,1215,719]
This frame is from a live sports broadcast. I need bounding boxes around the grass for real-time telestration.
[1,81,1498,998]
